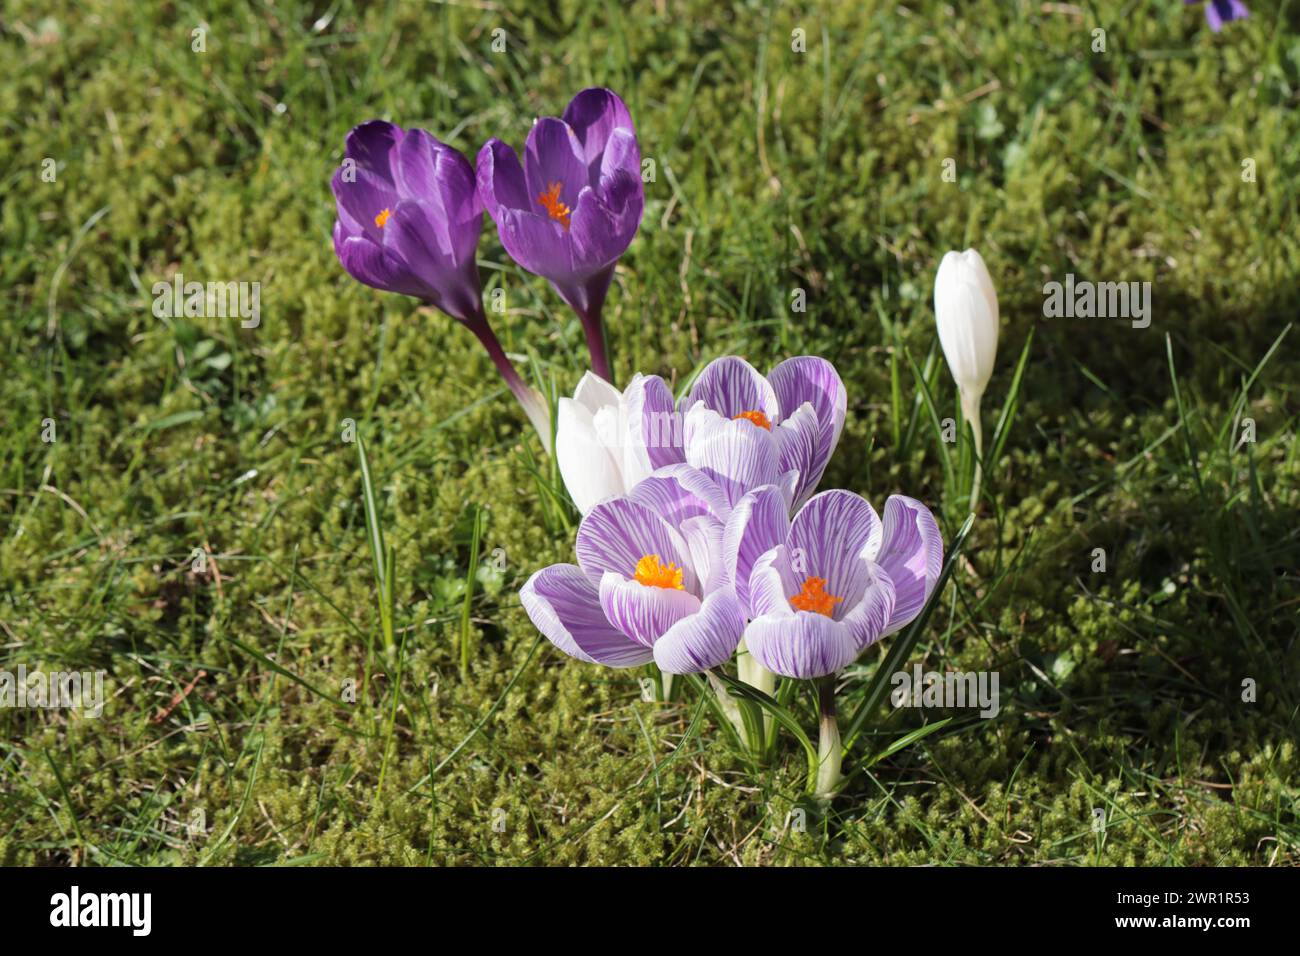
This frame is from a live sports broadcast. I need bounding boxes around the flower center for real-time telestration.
[537,181,572,230]
[789,576,842,616]
[634,554,684,590]
[374,207,392,228]
[733,409,772,430]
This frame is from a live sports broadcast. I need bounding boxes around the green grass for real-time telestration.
[2,0,1298,865]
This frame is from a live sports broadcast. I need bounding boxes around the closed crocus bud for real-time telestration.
[934,248,999,510]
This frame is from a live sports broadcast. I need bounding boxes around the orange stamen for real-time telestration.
[789,577,842,617]
[374,207,392,228]
[634,554,684,590]
[733,409,772,430]
[537,181,572,229]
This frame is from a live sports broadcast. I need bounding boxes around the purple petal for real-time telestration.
[563,87,636,182]
[625,374,684,470]
[768,356,847,450]
[653,591,746,674]
[872,495,944,637]
[786,490,883,610]
[331,165,401,246]
[344,120,404,182]
[683,404,782,507]
[569,186,637,274]
[744,610,859,679]
[495,206,574,281]
[773,402,828,506]
[521,564,653,667]
[686,356,780,422]
[523,118,589,217]
[382,200,481,321]
[627,463,728,527]
[722,485,791,617]
[476,138,531,215]
[599,572,701,647]
[597,127,644,219]
[575,497,695,591]
[333,227,429,299]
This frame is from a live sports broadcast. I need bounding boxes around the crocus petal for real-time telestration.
[747,545,800,618]
[495,206,575,280]
[599,572,701,647]
[653,591,746,674]
[787,490,883,608]
[744,610,859,679]
[382,200,480,321]
[556,397,625,515]
[569,186,633,275]
[627,464,729,527]
[772,402,827,506]
[624,373,684,471]
[523,117,590,216]
[686,356,780,422]
[575,497,695,591]
[332,228,429,299]
[679,515,724,594]
[476,138,531,214]
[722,485,791,616]
[840,560,896,650]
[563,87,636,181]
[871,495,944,636]
[683,404,782,507]
[331,166,402,245]
[521,564,652,667]
[597,128,644,220]
[768,356,847,450]
[572,370,622,415]
[344,120,404,182]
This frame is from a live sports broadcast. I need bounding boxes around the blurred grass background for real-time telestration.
[1,0,1297,864]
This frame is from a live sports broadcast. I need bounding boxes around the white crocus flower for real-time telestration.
[555,372,660,514]
[934,248,999,511]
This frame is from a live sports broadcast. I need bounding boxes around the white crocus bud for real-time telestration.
[933,248,999,511]
[555,372,659,514]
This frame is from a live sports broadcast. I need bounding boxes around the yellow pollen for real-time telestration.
[537,181,572,229]
[374,207,392,228]
[634,554,684,590]
[733,409,772,430]
[789,577,843,617]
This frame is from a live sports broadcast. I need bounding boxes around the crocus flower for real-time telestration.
[934,248,999,510]
[681,356,847,510]
[520,465,746,674]
[1185,0,1248,31]
[738,489,943,797]
[739,489,943,680]
[331,120,551,449]
[555,370,679,514]
[477,88,644,383]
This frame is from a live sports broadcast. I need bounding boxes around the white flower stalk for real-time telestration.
[934,248,999,512]
[554,371,658,515]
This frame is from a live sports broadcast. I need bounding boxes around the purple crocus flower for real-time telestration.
[734,489,943,679]
[477,88,644,383]
[331,121,550,448]
[520,465,746,674]
[1185,0,1248,31]
[642,356,846,510]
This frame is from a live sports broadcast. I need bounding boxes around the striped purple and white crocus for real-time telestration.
[520,465,746,675]
[731,488,944,796]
